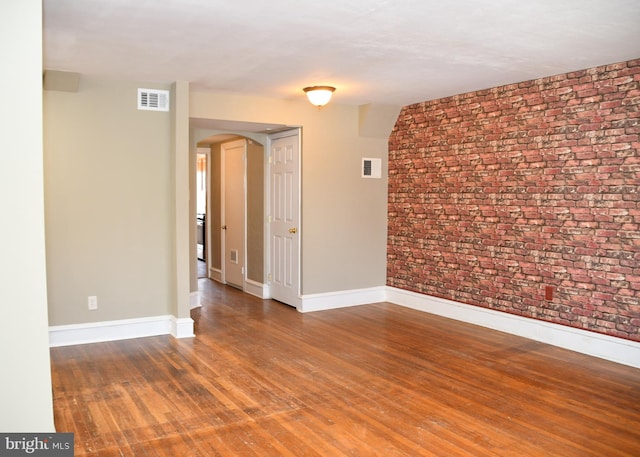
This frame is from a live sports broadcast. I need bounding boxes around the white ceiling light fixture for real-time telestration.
[303,86,336,107]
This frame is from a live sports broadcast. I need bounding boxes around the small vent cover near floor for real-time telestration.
[362,157,382,178]
[230,249,238,264]
[138,88,170,111]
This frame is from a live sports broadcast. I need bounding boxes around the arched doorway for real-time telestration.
[195,133,265,296]
[190,118,301,306]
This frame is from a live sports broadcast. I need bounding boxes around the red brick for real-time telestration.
[388,58,640,341]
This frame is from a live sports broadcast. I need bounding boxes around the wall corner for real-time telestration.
[358,103,402,138]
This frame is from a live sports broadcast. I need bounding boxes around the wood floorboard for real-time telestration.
[50,278,640,456]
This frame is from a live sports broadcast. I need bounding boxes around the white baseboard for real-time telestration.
[49,315,194,347]
[386,287,640,369]
[171,316,195,339]
[299,286,386,313]
[190,291,201,309]
[245,279,270,299]
[47,285,639,368]
[209,267,222,283]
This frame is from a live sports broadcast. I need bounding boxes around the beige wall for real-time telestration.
[246,139,265,283]
[190,92,395,295]
[188,132,200,292]
[43,79,393,332]
[171,81,192,321]
[0,0,55,431]
[44,77,174,325]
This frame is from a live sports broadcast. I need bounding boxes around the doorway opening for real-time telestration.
[196,149,208,279]
[191,119,300,306]
[194,132,266,296]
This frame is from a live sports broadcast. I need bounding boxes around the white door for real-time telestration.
[222,139,246,289]
[269,131,300,306]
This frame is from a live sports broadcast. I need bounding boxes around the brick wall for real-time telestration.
[387,59,640,341]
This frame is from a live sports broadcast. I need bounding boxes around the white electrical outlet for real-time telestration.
[88,295,98,310]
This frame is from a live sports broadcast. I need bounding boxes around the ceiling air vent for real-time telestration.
[138,88,170,112]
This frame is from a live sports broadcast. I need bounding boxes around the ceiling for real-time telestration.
[43,0,640,107]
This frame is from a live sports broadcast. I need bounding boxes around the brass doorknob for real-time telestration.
[289,227,297,234]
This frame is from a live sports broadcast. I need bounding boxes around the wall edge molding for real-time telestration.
[48,287,639,367]
[245,279,270,299]
[49,315,190,347]
[299,286,387,313]
[385,286,640,369]
[209,267,222,283]
[171,316,195,339]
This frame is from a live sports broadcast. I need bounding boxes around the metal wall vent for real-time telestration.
[230,249,238,264]
[138,88,170,111]
[362,157,382,178]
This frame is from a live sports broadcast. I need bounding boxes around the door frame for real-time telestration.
[196,147,211,275]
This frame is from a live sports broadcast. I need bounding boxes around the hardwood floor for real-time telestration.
[51,279,640,456]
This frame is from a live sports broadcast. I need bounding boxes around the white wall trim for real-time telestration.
[299,286,386,313]
[171,316,195,339]
[48,286,639,368]
[49,315,194,347]
[245,278,270,299]
[209,267,222,283]
[190,291,201,309]
[386,286,640,369]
